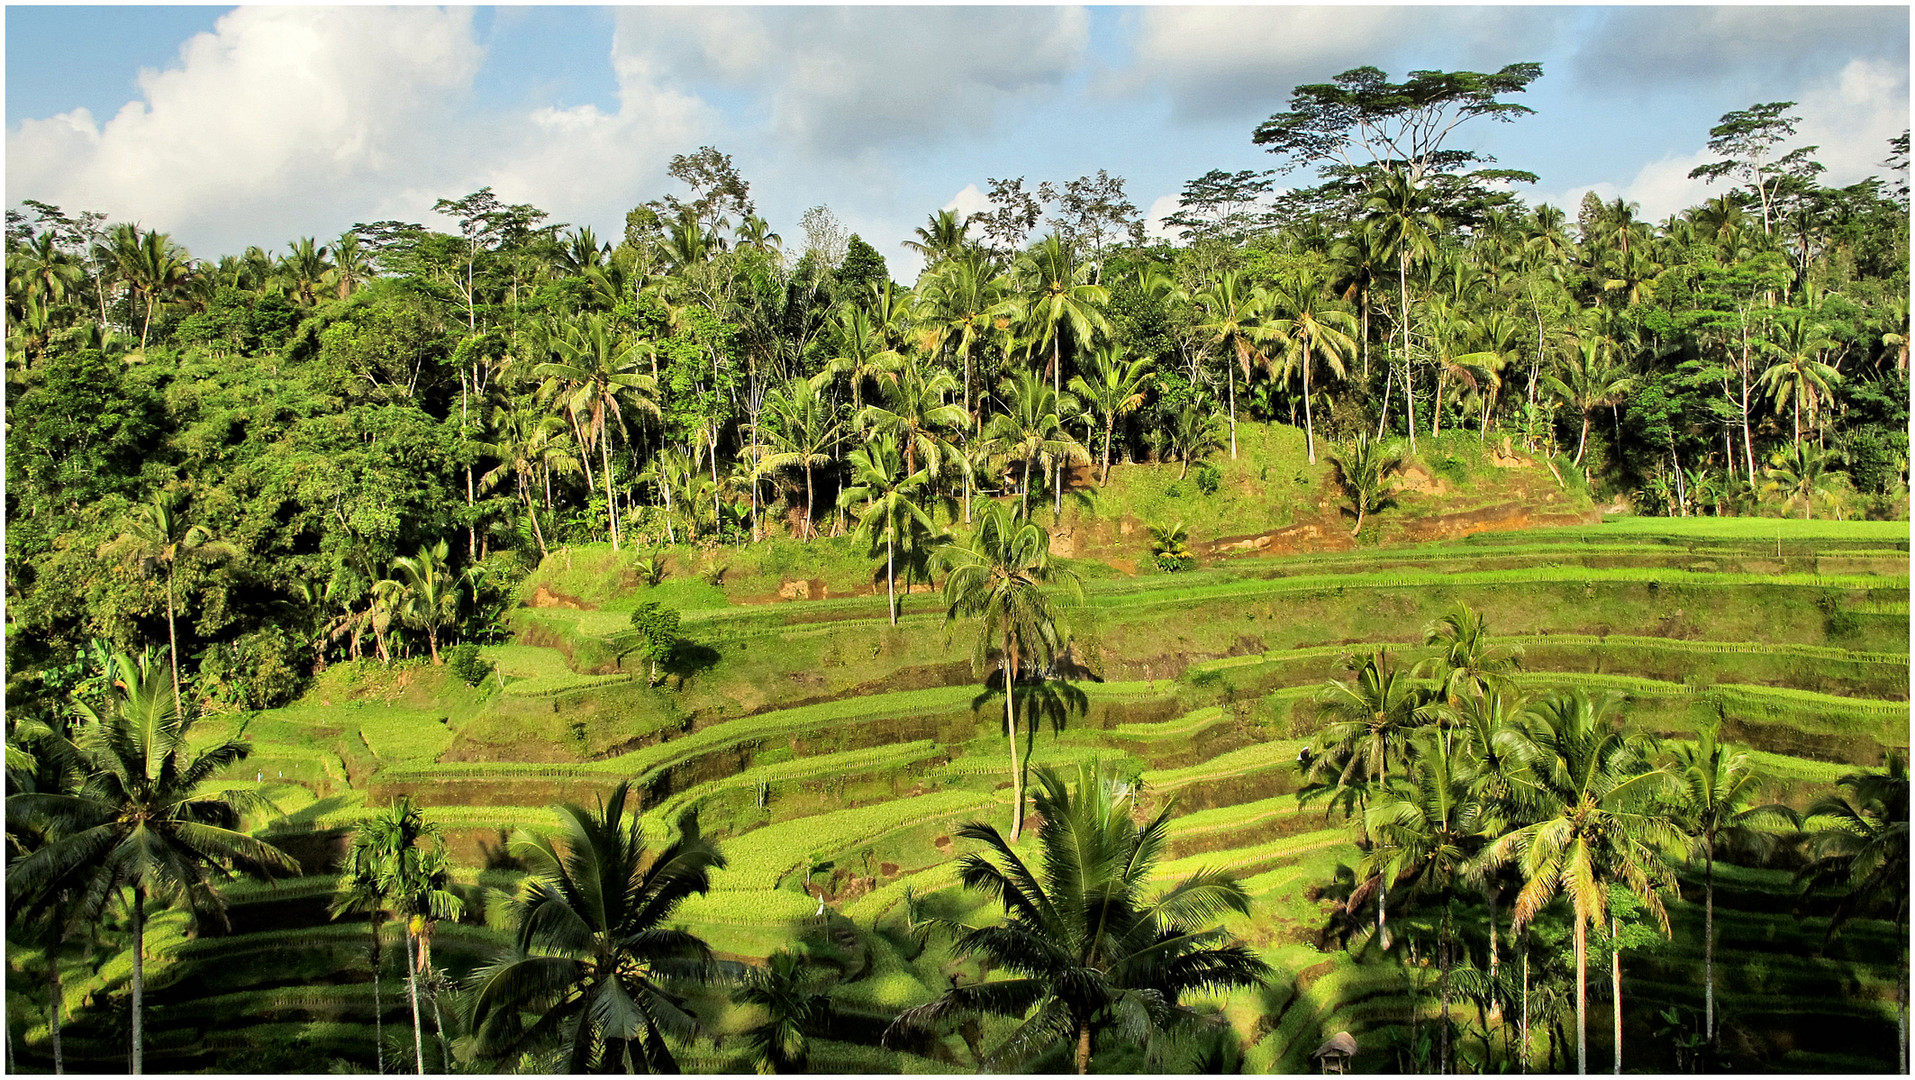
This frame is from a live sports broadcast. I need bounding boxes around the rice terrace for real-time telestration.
[3,6,1910,1076]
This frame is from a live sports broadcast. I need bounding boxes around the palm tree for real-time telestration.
[1418,602,1524,704]
[467,782,725,1073]
[858,354,969,484]
[940,503,1083,842]
[758,374,843,540]
[275,237,334,306]
[824,303,902,416]
[1313,650,1429,950]
[99,491,238,716]
[1798,752,1909,1072]
[4,651,297,1074]
[839,433,936,625]
[1014,233,1111,401]
[5,710,88,1075]
[105,225,191,349]
[1757,312,1842,444]
[1361,728,1491,1073]
[535,314,660,551]
[1067,345,1153,483]
[382,540,463,665]
[917,247,1013,424]
[1667,719,1787,1052]
[982,371,1087,518]
[1161,398,1225,480]
[902,208,971,267]
[733,948,833,1074]
[1193,270,1276,459]
[1328,433,1404,537]
[1543,339,1636,468]
[1485,690,1681,1075]
[480,402,579,559]
[1268,269,1359,464]
[331,231,376,299]
[333,797,464,1074]
[1761,440,1845,520]
[886,762,1271,1073]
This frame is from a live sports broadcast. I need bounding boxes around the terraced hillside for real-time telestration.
[11,517,1907,1074]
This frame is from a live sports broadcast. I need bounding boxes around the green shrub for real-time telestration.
[445,643,494,687]
[1195,462,1222,495]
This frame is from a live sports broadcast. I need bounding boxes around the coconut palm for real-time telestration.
[824,303,902,416]
[1268,269,1358,464]
[839,433,937,625]
[1328,433,1404,537]
[99,491,239,716]
[1418,602,1524,704]
[1798,752,1909,1072]
[1313,650,1430,950]
[275,237,333,306]
[382,540,463,665]
[333,797,464,1074]
[886,761,1271,1073]
[1543,339,1636,468]
[758,374,843,540]
[857,353,969,483]
[917,247,1013,423]
[1161,399,1225,480]
[1666,719,1788,1051]
[982,371,1088,518]
[1192,270,1276,459]
[732,948,833,1074]
[467,782,726,1073]
[5,711,89,1075]
[1013,233,1111,400]
[104,225,191,349]
[4,651,296,1074]
[1362,727,1492,1073]
[1067,345,1153,483]
[940,503,1083,842]
[1758,313,1842,444]
[903,208,971,267]
[1761,440,1845,520]
[1484,690,1682,1075]
[535,314,660,551]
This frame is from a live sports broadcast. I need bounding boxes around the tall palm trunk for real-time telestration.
[1075,1021,1092,1074]
[1004,633,1023,843]
[1521,945,1530,1074]
[1400,249,1417,454]
[521,487,549,559]
[1575,913,1587,1075]
[885,531,897,626]
[47,905,63,1075]
[1487,886,1503,1024]
[1440,905,1453,1074]
[1704,846,1716,1049]
[369,915,386,1076]
[803,462,816,540]
[601,428,620,551]
[165,567,182,718]
[406,925,424,1075]
[1302,341,1318,465]
[1226,354,1239,459]
[130,884,145,1075]
[1611,914,1622,1075]
[1100,418,1115,484]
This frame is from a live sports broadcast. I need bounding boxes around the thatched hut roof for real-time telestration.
[1312,1031,1358,1059]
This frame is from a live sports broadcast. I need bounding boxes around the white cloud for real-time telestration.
[612,7,1090,159]
[1143,193,1184,242]
[7,7,485,253]
[943,184,992,224]
[1533,59,1909,222]
[1568,7,1907,96]
[1114,6,1563,125]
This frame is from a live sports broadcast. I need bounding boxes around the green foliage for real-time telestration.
[1194,461,1223,495]
[444,642,494,686]
[627,599,682,686]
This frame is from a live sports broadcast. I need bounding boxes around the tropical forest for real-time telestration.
[4,61,1910,1075]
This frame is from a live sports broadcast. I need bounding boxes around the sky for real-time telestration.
[6,4,1910,280]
